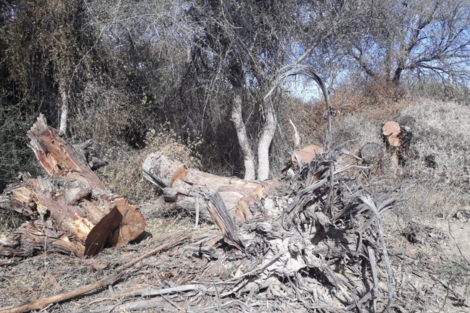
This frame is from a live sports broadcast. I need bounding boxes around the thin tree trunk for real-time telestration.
[59,81,68,135]
[257,98,277,181]
[231,86,256,180]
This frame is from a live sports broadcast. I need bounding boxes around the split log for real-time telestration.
[0,115,146,257]
[143,152,273,222]
[27,116,107,193]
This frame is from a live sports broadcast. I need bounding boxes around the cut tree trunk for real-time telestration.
[0,115,146,257]
[143,152,274,223]
[291,145,324,169]
[360,143,383,164]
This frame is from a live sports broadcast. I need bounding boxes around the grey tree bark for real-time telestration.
[231,86,256,181]
[257,98,277,181]
[59,80,68,135]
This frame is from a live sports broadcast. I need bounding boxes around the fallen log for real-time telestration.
[143,152,274,222]
[0,115,146,256]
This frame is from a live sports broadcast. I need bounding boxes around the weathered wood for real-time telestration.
[197,188,244,250]
[0,115,146,257]
[291,145,324,168]
[143,151,272,222]
[28,115,107,193]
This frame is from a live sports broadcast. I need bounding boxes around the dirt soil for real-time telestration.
[1,210,470,312]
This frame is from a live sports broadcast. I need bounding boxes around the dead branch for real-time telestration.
[0,233,190,313]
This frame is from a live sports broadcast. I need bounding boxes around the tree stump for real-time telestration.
[360,143,383,164]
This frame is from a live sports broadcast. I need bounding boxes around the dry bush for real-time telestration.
[282,97,327,147]
[334,114,382,153]
[329,77,411,121]
[97,124,203,202]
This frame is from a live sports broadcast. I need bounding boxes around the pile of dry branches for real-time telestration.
[0,113,406,313]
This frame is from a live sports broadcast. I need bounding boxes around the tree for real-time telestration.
[184,0,357,180]
[342,0,470,84]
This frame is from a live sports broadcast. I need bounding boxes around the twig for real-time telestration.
[430,276,469,307]
[368,247,378,313]
[72,298,167,313]
[161,295,184,311]
[219,249,286,285]
[360,196,394,312]
[0,233,190,313]
[114,284,207,299]
[187,300,250,313]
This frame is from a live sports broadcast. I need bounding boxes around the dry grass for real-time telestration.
[401,99,470,186]
[395,99,470,220]
[97,124,203,202]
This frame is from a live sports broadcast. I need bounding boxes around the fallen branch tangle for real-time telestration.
[0,234,190,313]
[0,115,401,312]
[140,148,399,312]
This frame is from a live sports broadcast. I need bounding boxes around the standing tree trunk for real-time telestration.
[59,80,68,136]
[257,98,277,181]
[231,86,256,180]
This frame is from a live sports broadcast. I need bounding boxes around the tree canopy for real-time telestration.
[1,0,469,189]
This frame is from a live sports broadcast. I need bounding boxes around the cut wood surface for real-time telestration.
[291,144,324,167]
[143,151,273,222]
[0,115,146,257]
[382,121,401,147]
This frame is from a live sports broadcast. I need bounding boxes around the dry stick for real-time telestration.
[368,247,379,313]
[114,284,207,299]
[429,275,469,307]
[361,196,394,313]
[187,300,250,313]
[72,298,168,313]
[195,192,200,229]
[286,164,369,214]
[0,234,190,313]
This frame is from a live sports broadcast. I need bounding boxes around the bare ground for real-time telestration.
[1,209,470,312]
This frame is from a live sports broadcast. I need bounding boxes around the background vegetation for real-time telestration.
[1,0,469,197]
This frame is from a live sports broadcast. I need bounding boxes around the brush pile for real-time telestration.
[0,115,407,313]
